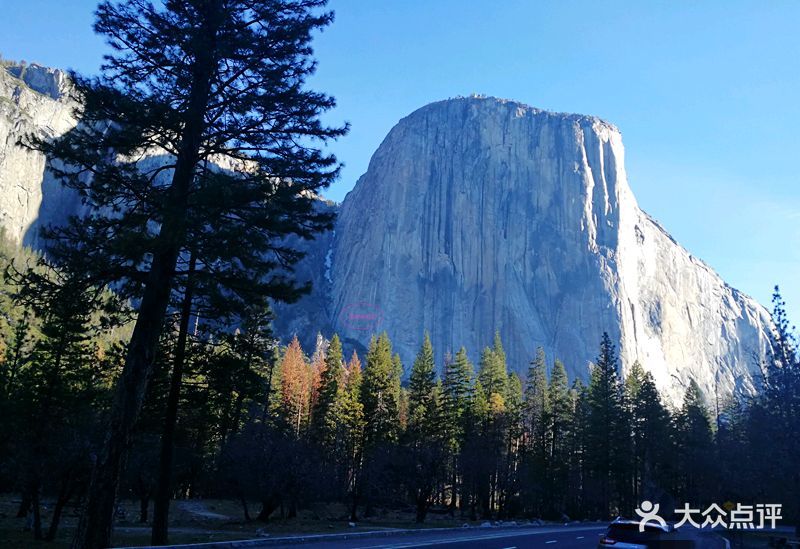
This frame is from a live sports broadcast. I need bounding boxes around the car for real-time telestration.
[598,518,730,549]
[599,518,676,549]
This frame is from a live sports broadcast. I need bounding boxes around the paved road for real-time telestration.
[267,524,607,549]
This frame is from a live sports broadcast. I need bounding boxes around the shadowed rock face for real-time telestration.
[0,63,772,404]
[286,96,772,404]
[0,64,83,247]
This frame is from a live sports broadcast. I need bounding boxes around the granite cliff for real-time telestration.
[0,63,82,247]
[279,97,772,404]
[0,63,773,403]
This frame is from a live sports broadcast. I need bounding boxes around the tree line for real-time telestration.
[1,229,798,542]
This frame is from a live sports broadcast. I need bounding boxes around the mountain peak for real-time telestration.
[405,94,620,135]
[3,61,69,101]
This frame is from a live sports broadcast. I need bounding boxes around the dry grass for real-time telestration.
[0,495,484,548]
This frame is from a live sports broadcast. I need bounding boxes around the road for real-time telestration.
[266,524,607,549]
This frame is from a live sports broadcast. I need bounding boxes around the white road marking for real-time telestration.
[577,536,585,539]
[546,540,558,544]
[500,546,517,549]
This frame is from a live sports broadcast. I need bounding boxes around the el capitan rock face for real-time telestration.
[282,96,772,404]
[0,63,772,404]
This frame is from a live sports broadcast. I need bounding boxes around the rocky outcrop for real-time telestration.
[0,63,81,246]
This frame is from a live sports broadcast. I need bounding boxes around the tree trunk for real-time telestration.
[240,495,251,522]
[349,497,358,522]
[70,18,217,547]
[218,390,245,460]
[261,360,276,423]
[32,486,42,540]
[469,482,478,521]
[349,471,360,522]
[139,496,149,524]
[151,254,196,546]
[257,497,280,522]
[16,494,31,518]
[229,393,245,441]
[415,494,428,523]
[71,250,182,549]
[46,481,75,542]
[449,468,457,516]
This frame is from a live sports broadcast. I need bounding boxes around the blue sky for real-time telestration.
[1,0,799,322]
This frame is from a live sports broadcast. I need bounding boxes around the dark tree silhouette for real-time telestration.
[25,1,346,546]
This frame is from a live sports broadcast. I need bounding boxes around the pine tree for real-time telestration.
[675,380,714,504]
[357,333,402,516]
[547,359,573,517]
[151,253,197,544]
[408,333,437,437]
[280,336,312,438]
[312,334,345,451]
[625,362,673,505]
[473,332,510,518]
[522,347,549,516]
[32,2,347,545]
[760,288,800,526]
[404,333,444,522]
[1,314,31,400]
[466,378,491,518]
[570,378,590,518]
[199,321,275,458]
[9,254,123,541]
[309,333,329,414]
[442,348,474,445]
[478,333,508,402]
[441,348,474,512]
[394,353,408,431]
[501,372,524,517]
[361,333,402,446]
[524,348,550,445]
[768,286,797,374]
[342,351,365,521]
[584,332,629,518]
[716,397,756,508]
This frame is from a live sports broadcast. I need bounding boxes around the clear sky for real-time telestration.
[1,0,799,322]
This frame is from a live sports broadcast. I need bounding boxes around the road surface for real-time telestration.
[267,524,607,549]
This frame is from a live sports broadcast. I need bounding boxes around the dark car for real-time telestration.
[599,519,675,549]
[599,518,728,549]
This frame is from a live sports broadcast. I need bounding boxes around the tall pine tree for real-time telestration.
[522,347,549,516]
[547,359,573,518]
[625,362,673,506]
[675,380,714,504]
[312,333,345,453]
[28,2,346,545]
[441,348,474,513]
[361,333,401,446]
[584,333,629,518]
[405,333,443,522]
